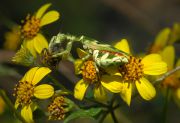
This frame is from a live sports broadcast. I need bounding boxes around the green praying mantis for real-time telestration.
[41,33,129,68]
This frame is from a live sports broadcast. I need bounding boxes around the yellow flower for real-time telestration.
[13,67,54,123]
[113,39,167,106]
[4,26,21,51]
[74,49,123,101]
[149,23,180,53]
[160,45,180,107]
[0,96,5,114]
[169,23,180,44]
[48,96,66,120]
[21,3,60,57]
[149,28,171,53]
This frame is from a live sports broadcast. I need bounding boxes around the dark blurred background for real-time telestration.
[1,0,180,52]
[0,0,180,123]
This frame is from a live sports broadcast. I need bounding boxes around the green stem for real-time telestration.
[99,94,118,123]
[0,89,26,123]
[110,110,118,123]
[113,104,121,110]
[48,75,73,95]
[162,88,170,123]
[109,95,118,123]
[84,98,108,107]
[110,94,116,106]
[99,110,109,123]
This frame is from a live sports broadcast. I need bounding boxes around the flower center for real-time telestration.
[162,74,180,89]
[82,60,98,84]
[119,56,144,81]
[13,81,35,106]
[48,96,66,120]
[21,14,40,39]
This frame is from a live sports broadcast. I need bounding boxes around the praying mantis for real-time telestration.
[41,33,129,68]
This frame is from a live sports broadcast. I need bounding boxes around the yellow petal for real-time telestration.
[74,79,89,100]
[176,59,180,67]
[176,88,180,99]
[21,67,39,82]
[114,39,130,54]
[15,99,20,109]
[142,54,167,75]
[24,39,37,57]
[120,83,132,106]
[21,106,33,123]
[74,59,83,75]
[169,23,180,44]
[94,86,107,102]
[0,97,5,114]
[33,33,48,54]
[36,3,52,18]
[143,62,167,75]
[34,84,54,99]
[141,54,162,65]
[101,75,123,93]
[175,59,180,78]
[154,28,171,46]
[105,66,121,75]
[136,77,156,100]
[31,67,51,85]
[40,11,60,27]
[77,48,88,58]
[161,45,175,69]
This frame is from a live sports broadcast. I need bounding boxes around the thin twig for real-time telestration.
[154,66,180,84]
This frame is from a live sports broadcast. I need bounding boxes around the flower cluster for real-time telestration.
[13,67,54,122]
[13,3,60,66]
[74,39,167,105]
[3,2,179,123]
[48,96,66,120]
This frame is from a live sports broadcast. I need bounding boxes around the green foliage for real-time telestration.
[64,108,102,123]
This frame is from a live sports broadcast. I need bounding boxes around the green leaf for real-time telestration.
[0,64,20,77]
[64,108,102,123]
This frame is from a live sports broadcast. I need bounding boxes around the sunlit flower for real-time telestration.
[48,96,66,120]
[20,3,60,57]
[149,28,171,53]
[13,67,54,123]
[74,49,123,101]
[4,26,21,51]
[113,39,167,106]
[161,45,180,107]
[0,96,5,115]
